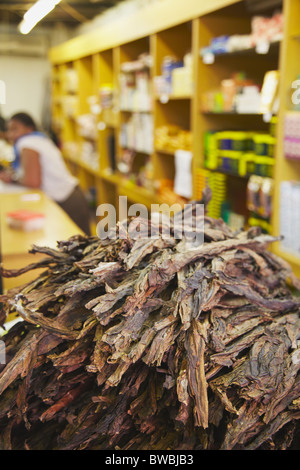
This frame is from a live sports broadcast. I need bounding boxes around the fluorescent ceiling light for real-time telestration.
[18,0,62,35]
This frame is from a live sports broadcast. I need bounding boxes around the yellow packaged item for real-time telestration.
[260,71,279,114]
[239,153,256,177]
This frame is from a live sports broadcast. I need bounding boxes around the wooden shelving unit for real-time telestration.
[194,3,280,226]
[271,0,300,277]
[49,0,300,276]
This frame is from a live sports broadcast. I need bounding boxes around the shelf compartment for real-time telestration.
[200,39,281,62]
[155,99,191,131]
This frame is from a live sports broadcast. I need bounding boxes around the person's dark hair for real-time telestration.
[0,116,6,133]
[10,112,37,131]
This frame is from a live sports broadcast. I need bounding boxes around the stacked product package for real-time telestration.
[206,172,227,220]
[153,52,193,96]
[120,113,153,154]
[155,125,192,153]
[195,168,227,220]
[247,175,273,234]
[204,129,276,178]
[284,112,300,160]
[120,54,152,112]
[201,72,262,114]
[280,181,300,256]
[61,68,79,119]
[200,11,283,59]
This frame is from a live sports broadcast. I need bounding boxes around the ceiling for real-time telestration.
[0,0,127,27]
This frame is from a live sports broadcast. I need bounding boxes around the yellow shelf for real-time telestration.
[155,147,175,156]
[200,39,281,60]
[49,0,240,64]
[99,169,121,185]
[272,246,300,278]
[276,248,300,267]
[63,156,159,206]
[120,108,153,113]
[120,146,152,156]
[62,151,79,165]
[63,152,100,176]
[50,0,300,279]
[155,147,192,155]
[119,180,159,206]
[155,94,192,101]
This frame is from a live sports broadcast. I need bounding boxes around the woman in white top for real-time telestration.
[0,112,91,235]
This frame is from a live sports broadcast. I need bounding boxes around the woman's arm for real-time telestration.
[20,147,41,188]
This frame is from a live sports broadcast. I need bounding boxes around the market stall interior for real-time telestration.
[0,0,299,452]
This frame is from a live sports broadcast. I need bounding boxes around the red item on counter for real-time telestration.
[6,209,45,231]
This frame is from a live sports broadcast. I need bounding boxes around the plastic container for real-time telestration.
[253,134,276,157]
[216,131,253,152]
[204,151,218,170]
[172,67,193,96]
[231,132,253,152]
[254,156,274,177]
[284,136,300,160]
[6,210,45,231]
[248,216,272,234]
[204,132,218,170]
[269,116,278,137]
[99,84,114,109]
[215,132,232,150]
[217,150,241,174]
[204,132,218,153]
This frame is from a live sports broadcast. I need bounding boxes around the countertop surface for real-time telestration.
[0,184,84,257]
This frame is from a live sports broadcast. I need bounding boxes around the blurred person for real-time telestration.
[0,112,91,235]
[0,116,14,170]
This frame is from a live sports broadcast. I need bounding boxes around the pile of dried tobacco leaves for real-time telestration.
[0,200,299,450]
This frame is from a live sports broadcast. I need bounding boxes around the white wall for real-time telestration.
[0,22,73,128]
[0,55,50,127]
[0,0,166,127]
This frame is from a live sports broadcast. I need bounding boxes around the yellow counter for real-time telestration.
[0,186,84,292]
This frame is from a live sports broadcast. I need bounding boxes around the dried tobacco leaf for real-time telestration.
[0,199,299,450]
